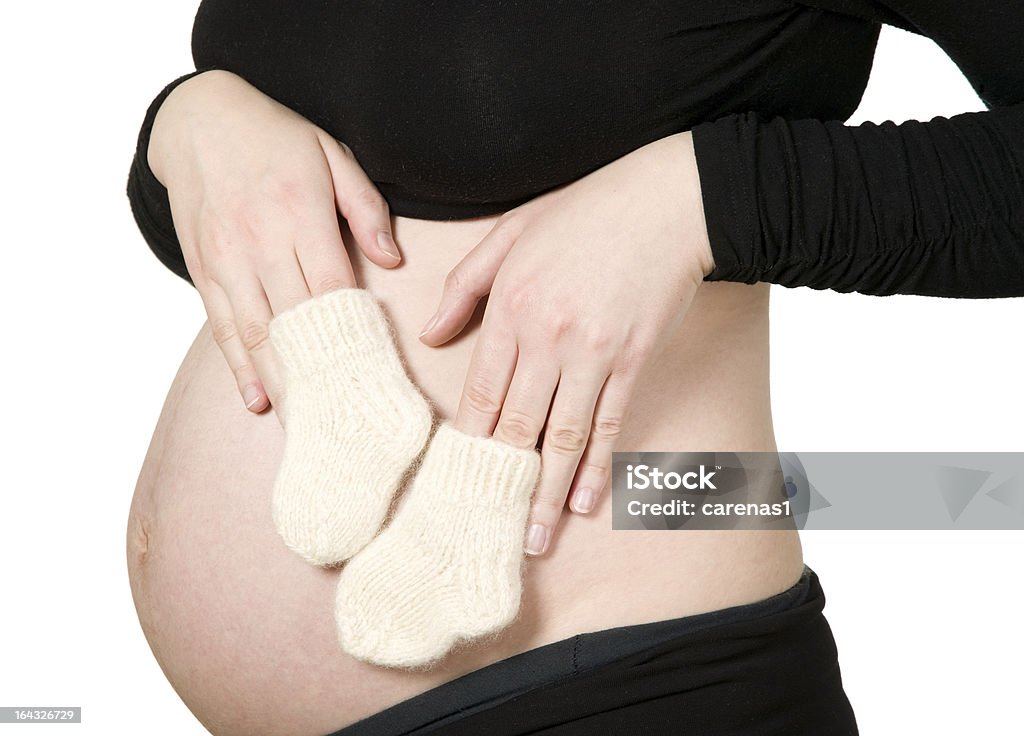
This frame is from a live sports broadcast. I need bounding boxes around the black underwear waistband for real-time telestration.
[330,565,855,736]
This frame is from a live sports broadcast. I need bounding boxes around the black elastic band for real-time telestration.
[331,565,814,736]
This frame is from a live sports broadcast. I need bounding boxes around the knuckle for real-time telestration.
[351,185,385,212]
[202,250,241,286]
[312,275,348,295]
[501,282,537,314]
[210,318,238,347]
[196,227,230,263]
[444,267,468,296]
[201,260,233,288]
[580,323,613,353]
[496,412,540,448]
[545,425,587,455]
[463,378,503,417]
[579,461,610,479]
[496,210,523,235]
[195,221,231,257]
[616,337,652,373]
[546,310,577,340]
[592,414,624,440]
[335,139,354,158]
[223,204,263,244]
[532,493,566,516]
[239,319,271,352]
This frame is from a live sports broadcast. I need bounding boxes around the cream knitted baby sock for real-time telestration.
[334,423,541,668]
[268,288,433,566]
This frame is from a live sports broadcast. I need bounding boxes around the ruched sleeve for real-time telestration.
[690,0,1024,297]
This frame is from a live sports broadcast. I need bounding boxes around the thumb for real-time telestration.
[319,133,402,268]
[419,216,522,346]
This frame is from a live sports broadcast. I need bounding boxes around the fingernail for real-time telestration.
[377,230,401,261]
[242,385,263,410]
[418,312,440,338]
[525,524,549,556]
[572,488,596,514]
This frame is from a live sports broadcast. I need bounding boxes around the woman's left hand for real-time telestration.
[419,130,715,556]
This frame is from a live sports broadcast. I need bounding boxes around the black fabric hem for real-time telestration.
[375,183,535,222]
[125,69,211,287]
[328,565,824,736]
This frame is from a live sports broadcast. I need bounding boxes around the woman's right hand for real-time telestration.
[147,69,401,416]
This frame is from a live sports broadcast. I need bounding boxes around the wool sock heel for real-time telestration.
[334,423,541,668]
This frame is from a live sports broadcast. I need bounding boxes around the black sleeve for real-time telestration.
[689,0,1024,297]
[125,70,207,287]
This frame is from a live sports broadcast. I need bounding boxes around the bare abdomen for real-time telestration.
[126,213,803,736]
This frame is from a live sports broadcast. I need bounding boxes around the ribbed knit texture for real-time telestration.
[268,288,433,566]
[335,423,541,669]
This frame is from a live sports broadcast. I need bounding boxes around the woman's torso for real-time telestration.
[123,2,888,732]
[128,212,803,736]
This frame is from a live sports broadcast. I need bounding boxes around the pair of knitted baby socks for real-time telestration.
[268,288,540,669]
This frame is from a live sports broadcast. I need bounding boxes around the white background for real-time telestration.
[1,3,1022,734]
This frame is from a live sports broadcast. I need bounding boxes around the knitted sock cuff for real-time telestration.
[268,288,403,380]
[418,424,541,509]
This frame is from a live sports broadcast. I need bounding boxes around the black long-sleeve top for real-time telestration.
[127,0,1024,298]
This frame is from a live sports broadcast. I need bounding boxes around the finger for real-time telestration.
[419,216,522,346]
[257,247,312,315]
[568,370,636,515]
[219,271,286,411]
[256,251,310,418]
[281,174,356,296]
[453,318,518,437]
[318,133,402,268]
[295,224,357,297]
[491,355,561,450]
[525,367,606,556]
[198,277,269,413]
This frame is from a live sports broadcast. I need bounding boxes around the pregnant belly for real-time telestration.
[126,212,803,736]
